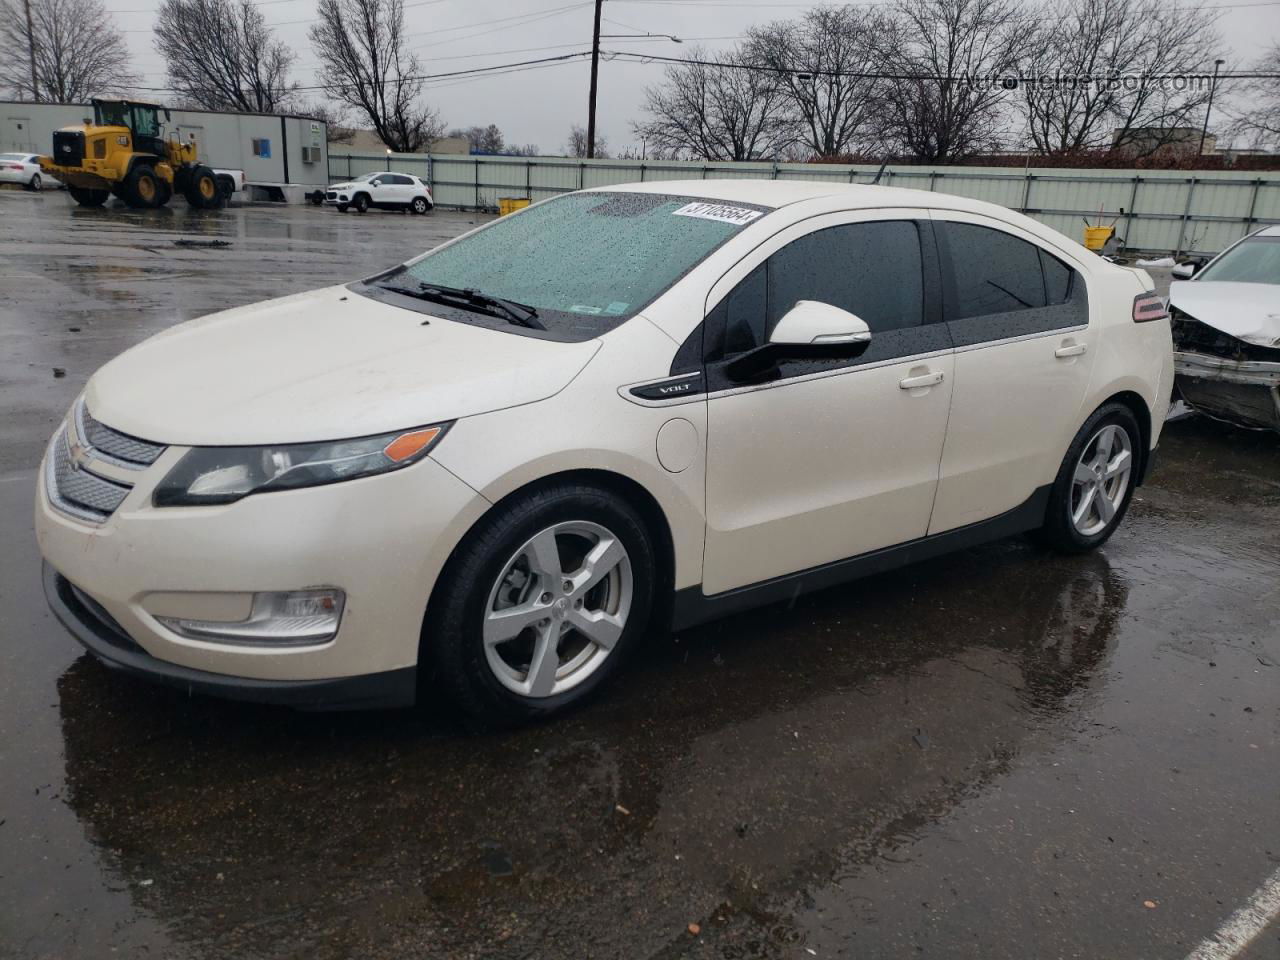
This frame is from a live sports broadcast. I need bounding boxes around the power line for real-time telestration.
[603,48,1280,81]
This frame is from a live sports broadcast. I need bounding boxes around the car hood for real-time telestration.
[1168,280,1280,348]
[83,286,600,446]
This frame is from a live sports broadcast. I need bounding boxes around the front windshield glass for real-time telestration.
[383,191,770,331]
[94,102,129,126]
[352,173,377,182]
[1198,237,1280,285]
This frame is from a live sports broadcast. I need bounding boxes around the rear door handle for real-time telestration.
[1055,343,1088,358]
[899,371,945,390]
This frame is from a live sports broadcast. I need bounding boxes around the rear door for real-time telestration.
[928,214,1096,534]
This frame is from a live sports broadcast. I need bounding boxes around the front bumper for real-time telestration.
[44,563,417,709]
[36,420,490,690]
[1174,351,1280,431]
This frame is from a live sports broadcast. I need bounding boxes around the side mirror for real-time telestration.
[1170,261,1198,280]
[726,301,872,382]
[769,300,871,349]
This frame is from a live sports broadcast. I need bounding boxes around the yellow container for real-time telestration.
[499,196,531,216]
[1083,225,1114,251]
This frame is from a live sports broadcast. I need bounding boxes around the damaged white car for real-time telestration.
[1169,226,1280,432]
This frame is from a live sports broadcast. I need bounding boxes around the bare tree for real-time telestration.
[875,0,1035,161]
[299,100,358,144]
[310,0,443,153]
[1018,0,1221,156]
[633,46,796,161]
[744,7,885,159]
[1223,44,1280,150]
[154,0,295,112]
[448,123,505,153]
[0,0,137,101]
[566,123,608,158]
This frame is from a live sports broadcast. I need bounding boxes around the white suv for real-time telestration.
[36,181,1173,723]
[324,171,433,214]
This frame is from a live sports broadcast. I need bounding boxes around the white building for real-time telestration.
[1,100,329,201]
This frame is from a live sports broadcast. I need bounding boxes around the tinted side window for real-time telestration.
[1040,249,1074,304]
[940,223,1046,318]
[719,220,924,355]
[391,174,415,185]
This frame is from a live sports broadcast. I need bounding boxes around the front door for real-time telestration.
[700,212,955,596]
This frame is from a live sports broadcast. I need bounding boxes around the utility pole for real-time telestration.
[1198,58,1225,157]
[23,0,39,101]
[586,0,603,159]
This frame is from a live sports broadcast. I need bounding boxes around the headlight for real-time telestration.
[153,423,451,507]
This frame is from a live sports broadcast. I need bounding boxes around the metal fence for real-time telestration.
[328,150,1280,255]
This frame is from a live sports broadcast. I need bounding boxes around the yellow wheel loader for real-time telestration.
[38,99,222,210]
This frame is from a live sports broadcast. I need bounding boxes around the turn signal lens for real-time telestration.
[384,426,442,462]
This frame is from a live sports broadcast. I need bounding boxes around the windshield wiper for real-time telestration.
[378,279,545,330]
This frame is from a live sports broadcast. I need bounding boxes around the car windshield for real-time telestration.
[379,191,769,334]
[1197,236,1280,285]
[352,173,377,182]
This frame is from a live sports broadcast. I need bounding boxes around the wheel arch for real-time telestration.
[419,467,679,664]
[1092,389,1154,485]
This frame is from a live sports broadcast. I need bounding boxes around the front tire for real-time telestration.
[68,185,109,207]
[424,483,656,726]
[1037,403,1141,553]
[352,193,369,214]
[336,204,349,213]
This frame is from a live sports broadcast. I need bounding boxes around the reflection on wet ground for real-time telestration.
[1,193,1277,959]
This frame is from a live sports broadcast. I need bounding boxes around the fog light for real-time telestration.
[157,589,345,646]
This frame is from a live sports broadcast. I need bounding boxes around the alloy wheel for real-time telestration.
[483,520,632,698]
[1069,424,1133,537]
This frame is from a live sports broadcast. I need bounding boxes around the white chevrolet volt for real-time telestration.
[37,181,1173,722]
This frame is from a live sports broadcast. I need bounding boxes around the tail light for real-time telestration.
[1133,292,1168,323]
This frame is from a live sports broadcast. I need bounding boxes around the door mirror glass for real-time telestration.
[768,300,871,348]
[1170,261,1198,280]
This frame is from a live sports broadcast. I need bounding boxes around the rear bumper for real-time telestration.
[44,562,418,710]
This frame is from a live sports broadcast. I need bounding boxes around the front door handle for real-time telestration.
[899,370,945,390]
[1055,343,1088,358]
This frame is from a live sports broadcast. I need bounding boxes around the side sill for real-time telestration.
[671,485,1052,632]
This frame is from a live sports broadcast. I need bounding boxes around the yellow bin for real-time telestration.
[499,196,531,216]
[1083,225,1114,251]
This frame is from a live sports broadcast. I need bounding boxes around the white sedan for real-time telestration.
[36,180,1173,723]
[1169,226,1280,432]
[323,171,433,214]
[0,152,59,190]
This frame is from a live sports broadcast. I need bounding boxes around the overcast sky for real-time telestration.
[107,0,1280,153]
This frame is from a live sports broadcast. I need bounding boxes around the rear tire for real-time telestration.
[1035,403,1141,553]
[183,165,221,209]
[424,483,656,727]
[352,193,369,214]
[121,164,162,208]
[411,196,429,215]
[28,173,42,191]
[68,185,109,207]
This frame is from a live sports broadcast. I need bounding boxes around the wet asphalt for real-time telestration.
[1,189,1278,960]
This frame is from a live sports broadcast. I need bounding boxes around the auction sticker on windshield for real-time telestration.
[672,202,764,226]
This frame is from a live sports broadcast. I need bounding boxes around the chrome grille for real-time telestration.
[45,425,132,523]
[76,400,166,467]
